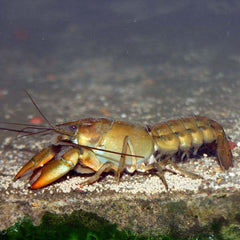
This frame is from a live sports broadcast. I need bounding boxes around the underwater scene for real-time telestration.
[1,1,240,239]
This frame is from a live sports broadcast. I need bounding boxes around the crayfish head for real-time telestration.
[75,118,112,147]
[55,118,112,147]
[55,121,80,143]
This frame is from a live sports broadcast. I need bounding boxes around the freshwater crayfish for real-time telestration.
[1,93,233,190]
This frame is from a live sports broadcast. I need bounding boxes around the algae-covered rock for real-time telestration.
[0,210,129,240]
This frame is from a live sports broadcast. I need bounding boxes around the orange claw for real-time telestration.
[31,148,80,189]
[14,145,59,180]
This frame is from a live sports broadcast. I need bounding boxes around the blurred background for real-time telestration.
[1,0,240,142]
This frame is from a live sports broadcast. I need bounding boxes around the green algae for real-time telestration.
[220,224,240,240]
[0,210,127,240]
[0,210,239,240]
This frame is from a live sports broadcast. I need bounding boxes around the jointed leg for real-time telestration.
[137,161,170,190]
[81,162,118,186]
[153,161,169,190]
[115,136,129,183]
[141,157,202,190]
[167,159,203,179]
[79,135,138,186]
[115,136,137,183]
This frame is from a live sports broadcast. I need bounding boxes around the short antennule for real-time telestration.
[54,126,75,136]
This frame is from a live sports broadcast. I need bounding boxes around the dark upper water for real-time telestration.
[1,1,240,143]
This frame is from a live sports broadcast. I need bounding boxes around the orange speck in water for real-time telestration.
[228,140,237,150]
[47,74,57,81]
[100,107,110,117]
[14,28,29,40]
[32,202,38,207]
[217,178,222,183]
[30,117,44,124]
[141,78,155,86]
[76,186,84,191]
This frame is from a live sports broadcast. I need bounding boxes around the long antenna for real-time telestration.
[0,127,34,134]
[0,121,49,128]
[24,90,56,129]
[0,90,145,159]
[58,141,144,158]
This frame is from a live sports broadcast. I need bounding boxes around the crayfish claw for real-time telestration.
[31,148,80,189]
[14,145,59,180]
[14,160,35,180]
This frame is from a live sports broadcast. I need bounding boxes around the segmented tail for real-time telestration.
[209,119,233,170]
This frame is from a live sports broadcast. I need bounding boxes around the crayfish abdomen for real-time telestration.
[149,116,233,170]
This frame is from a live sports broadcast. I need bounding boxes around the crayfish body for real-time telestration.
[13,116,233,190]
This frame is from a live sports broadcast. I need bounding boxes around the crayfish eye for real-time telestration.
[70,125,77,131]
